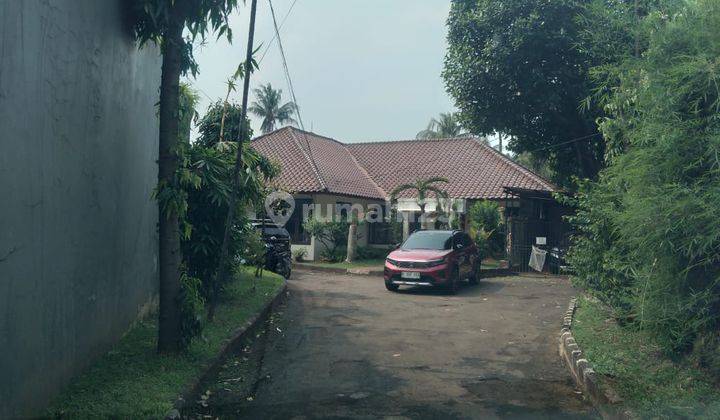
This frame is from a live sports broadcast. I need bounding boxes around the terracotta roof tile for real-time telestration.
[251,127,555,200]
[251,127,324,193]
[252,127,385,199]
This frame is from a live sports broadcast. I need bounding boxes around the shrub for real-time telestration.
[692,332,720,380]
[303,219,350,259]
[561,180,635,316]
[177,271,205,349]
[467,201,505,258]
[567,0,720,355]
[356,246,392,260]
[320,246,346,263]
[238,228,266,277]
[292,248,306,262]
[181,101,278,299]
[387,208,405,244]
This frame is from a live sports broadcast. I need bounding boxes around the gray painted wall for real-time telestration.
[0,1,161,416]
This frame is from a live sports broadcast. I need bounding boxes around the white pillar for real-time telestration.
[402,211,410,240]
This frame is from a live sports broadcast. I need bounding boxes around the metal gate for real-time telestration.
[508,219,571,274]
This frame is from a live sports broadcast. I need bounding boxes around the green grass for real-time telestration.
[300,258,386,269]
[46,267,285,418]
[480,258,504,270]
[572,295,720,418]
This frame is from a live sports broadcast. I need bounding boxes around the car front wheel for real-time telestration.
[385,280,399,292]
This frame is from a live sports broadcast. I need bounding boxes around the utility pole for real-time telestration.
[211,0,259,320]
[498,132,504,154]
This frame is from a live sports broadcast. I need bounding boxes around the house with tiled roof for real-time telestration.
[252,126,566,263]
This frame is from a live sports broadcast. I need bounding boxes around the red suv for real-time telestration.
[384,230,480,294]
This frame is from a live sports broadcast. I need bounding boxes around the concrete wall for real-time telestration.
[0,1,161,416]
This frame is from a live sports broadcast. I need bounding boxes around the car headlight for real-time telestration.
[386,258,398,266]
[426,258,446,267]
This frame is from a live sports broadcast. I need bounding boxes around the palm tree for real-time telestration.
[390,177,450,230]
[416,113,467,139]
[249,83,297,134]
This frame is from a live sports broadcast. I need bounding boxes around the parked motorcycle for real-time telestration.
[547,246,569,274]
[251,220,292,279]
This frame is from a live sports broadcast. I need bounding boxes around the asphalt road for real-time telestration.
[186,270,597,419]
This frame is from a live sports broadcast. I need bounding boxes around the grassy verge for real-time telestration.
[480,258,504,270]
[299,258,386,270]
[47,267,285,418]
[572,295,720,418]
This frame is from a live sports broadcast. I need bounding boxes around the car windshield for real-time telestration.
[401,231,453,250]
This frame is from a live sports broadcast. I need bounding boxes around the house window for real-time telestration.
[285,198,312,244]
[503,200,520,219]
[538,202,549,221]
[335,201,352,221]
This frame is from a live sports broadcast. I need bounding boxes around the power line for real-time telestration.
[258,0,299,64]
[267,0,326,190]
[267,0,305,132]
[522,132,603,154]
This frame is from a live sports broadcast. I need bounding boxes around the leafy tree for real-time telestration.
[443,0,605,186]
[131,0,241,352]
[567,0,720,357]
[389,177,449,215]
[178,84,200,143]
[195,99,250,149]
[416,113,467,139]
[249,83,297,134]
[577,0,683,161]
[183,101,278,313]
[512,152,555,182]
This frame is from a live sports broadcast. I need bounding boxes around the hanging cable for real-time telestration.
[258,0,300,64]
[268,0,306,132]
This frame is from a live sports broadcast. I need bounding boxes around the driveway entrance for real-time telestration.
[187,271,596,419]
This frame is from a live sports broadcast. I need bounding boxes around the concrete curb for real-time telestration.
[293,263,384,276]
[166,280,289,419]
[560,298,628,420]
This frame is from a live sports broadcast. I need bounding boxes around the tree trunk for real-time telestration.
[572,140,591,179]
[210,0,259,321]
[157,12,185,354]
[345,219,357,263]
[572,135,600,180]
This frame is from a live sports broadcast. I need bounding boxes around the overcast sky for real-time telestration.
[187,0,455,143]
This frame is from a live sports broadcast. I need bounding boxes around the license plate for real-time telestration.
[401,271,421,279]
